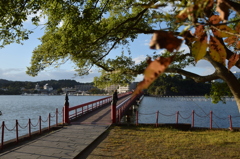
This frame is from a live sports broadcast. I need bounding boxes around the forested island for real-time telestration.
[0,79,92,95]
[146,74,211,96]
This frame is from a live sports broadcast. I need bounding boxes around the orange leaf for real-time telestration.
[224,36,237,45]
[192,35,208,62]
[194,25,206,38]
[209,15,221,25]
[209,36,227,65]
[149,31,183,52]
[237,41,240,49]
[133,56,174,95]
[216,0,230,21]
[228,53,239,70]
[236,22,240,33]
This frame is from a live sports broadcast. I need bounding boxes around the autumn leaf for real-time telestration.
[194,25,206,38]
[133,56,174,95]
[209,15,222,25]
[228,53,239,70]
[224,36,237,45]
[149,31,182,52]
[209,36,227,65]
[236,22,240,33]
[192,35,208,62]
[237,41,240,50]
[212,25,236,38]
[216,0,230,21]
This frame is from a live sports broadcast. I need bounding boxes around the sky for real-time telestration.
[0,15,239,83]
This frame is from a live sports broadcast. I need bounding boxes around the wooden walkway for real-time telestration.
[0,96,130,159]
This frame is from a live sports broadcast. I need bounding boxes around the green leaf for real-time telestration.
[192,36,208,62]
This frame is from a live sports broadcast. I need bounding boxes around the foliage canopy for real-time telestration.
[1,0,240,109]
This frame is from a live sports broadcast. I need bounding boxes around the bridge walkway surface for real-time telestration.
[0,95,131,159]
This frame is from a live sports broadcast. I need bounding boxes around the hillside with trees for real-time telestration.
[147,74,211,96]
[0,79,92,95]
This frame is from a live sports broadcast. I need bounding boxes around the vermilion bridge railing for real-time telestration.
[1,108,63,150]
[135,110,240,130]
[111,93,143,123]
[0,92,132,150]
[64,92,133,123]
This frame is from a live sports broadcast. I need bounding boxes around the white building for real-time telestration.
[117,82,138,93]
[35,83,40,91]
[43,83,53,91]
[104,85,118,93]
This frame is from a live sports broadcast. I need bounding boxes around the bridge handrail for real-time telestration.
[69,92,132,111]
[116,97,131,110]
[69,96,111,111]
[114,93,143,123]
[66,92,133,122]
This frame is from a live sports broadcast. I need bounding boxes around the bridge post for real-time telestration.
[64,92,70,124]
[111,103,116,124]
[111,90,118,124]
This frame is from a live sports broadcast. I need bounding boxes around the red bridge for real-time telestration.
[63,92,141,124]
[0,92,142,158]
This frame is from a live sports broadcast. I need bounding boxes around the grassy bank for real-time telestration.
[87,125,240,159]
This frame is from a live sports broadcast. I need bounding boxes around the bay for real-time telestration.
[0,95,108,142]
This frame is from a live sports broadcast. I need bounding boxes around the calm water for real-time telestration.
[1,95,240,143]
[136,96,240,129]
[0,95,108,142]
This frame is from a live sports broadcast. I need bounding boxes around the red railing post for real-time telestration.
[62,107,64,124]
[111,103,116,124]
[39,116,42,134]
[192,110,195,128]
[156,111,159,127]
[64,93,69,124]
[136,111,138,126]
[56,108,58,126]
[16,120,19,143]
[48,113,51,131]
[111,91,118,124]
[29,119,31,138]
[176,111,179,125]
[210,111,213,129]
[1,121,4,149]
[229,115,233,130]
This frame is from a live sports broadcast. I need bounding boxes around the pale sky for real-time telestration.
[0,16,238,83]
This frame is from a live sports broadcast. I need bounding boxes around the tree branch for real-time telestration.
[165,67,219,83]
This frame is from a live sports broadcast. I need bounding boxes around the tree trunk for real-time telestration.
[207,54,240,112]
[218,67,240,112]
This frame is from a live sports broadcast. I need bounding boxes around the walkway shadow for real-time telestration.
[74,128,110,159]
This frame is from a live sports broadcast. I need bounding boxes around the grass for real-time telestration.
[87,125,240,159]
